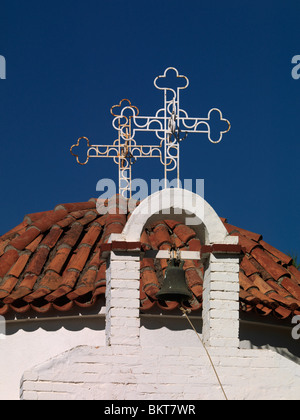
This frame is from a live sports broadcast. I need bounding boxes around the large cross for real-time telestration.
[70,67,231,197]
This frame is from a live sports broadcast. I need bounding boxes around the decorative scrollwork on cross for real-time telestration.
[70,99,163,198]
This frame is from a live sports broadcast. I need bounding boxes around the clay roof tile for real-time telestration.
[0,197,299,321]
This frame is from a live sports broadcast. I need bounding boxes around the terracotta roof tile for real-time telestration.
[4,286,32,303]
[40,228,63,249]
[0,275,19,297]
[53,299,74,312]
[157,299,179,311]
[224,222,262,242]
[152,223,172,248]
[23,210,54,224]
[141,268,160,299]
[32,209,67,232]
[247,256,273,281]
[148,232,159,250]
[18,274,38,292]
[7,253,30,278]
[251,247,288,281]
[267,292,299,311]
[47,247,71,273]
[251,273,274,295]
[88,250,102,268]
[173,224,196,244]
[25,247,50,276]
[0,249,19,277]
[9,227,40,251]
[280,277,300,301]
[55,201,96,213]
[30,300,52,313]
[25,234,43,252]
[0,196,299,321]
[56,217,74,229]
[0,221,28,242]
[10,300,31,314]
[240,255,259,277]
[66,270,96,300]
[273,306,292,319]
[66,246,92,272]
[188,238,201,252]
[238,235,259,254]
[239,271,255,291]
[29,271,62,300]
[185,268,203,298]
[0,302,9,315]
[0,240,10,257]
[79,225,102,247]
[62,270,80,289]
[266,279,291,298]
[287,265,300,284]
[240,289,261,306]
[164,219,181,230]
[141,231,152,251]
[61,223,83,248]
[76,212,99,226]
[256,305,273,317]
[95,261,106,284]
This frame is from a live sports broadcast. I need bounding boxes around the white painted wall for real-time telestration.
[2,311,300,400]
[0,312,106,400]
[20,342,300,400]
[0,309,203,400]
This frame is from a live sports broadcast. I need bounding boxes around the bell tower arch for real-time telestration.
[105,188,241,349]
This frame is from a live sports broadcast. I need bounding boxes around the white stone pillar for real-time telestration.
[105,250,141,346]
[202,252,240,349]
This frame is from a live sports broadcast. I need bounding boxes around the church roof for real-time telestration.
[0,197,299,320]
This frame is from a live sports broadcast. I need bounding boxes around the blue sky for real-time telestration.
[0,0,300,259]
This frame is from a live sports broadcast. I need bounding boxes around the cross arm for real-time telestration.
[176,108,231,144]
[70,136,163,166]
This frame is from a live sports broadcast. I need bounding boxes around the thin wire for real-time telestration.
[180,306,228,401]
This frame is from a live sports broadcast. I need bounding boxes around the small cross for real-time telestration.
[70,99,162,198]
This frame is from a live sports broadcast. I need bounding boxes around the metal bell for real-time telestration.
[156,258,193,303]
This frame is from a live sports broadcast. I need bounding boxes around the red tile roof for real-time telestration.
[0,198,299,320]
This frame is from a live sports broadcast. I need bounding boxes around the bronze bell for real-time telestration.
[156,258,193,303]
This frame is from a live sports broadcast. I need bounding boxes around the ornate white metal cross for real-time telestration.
[70,67,231,198]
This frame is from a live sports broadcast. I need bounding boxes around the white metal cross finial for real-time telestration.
[70,67,231,197]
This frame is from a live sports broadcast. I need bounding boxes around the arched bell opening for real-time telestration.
[139,217,204,314]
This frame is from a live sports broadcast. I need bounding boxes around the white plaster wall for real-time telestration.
[0,312,205,400]
[140,316,202,348]
[20,343,300,400]
[0,315,106,400]
[3,312,300,400]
